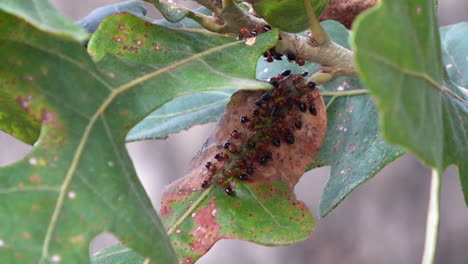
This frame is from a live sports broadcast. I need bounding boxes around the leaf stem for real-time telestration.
[421,169,442,264]
[321,89,368,97]
[303,0,330,45]
[166,184,215,235]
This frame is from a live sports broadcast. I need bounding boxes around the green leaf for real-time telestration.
[0,11,276,263]
[258,20,406,217]
[145,0,189,23]
[314,80,406,217]
[92,245,144,264]
[127,91,233,141]
[440,22,468,88]
[77,0,147,33]
[252,0,329,32]
[353,0,468,204]
[0,0,88,42]
[0,89,40,145]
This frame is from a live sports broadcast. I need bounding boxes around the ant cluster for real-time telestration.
[201,71,319,196]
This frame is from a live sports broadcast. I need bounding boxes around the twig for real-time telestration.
[421,169,442,264]
[161,0,359,80]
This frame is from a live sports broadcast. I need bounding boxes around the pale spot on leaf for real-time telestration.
[68,191,77,199]
[0,239,5,247]
[51,254,61,262]
[416,6,422,15]
[245,37,256,46]
[28,157,38,166]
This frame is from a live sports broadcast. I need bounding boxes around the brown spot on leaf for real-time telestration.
[29,174,41,184]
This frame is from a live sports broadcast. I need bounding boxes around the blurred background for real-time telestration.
[1,0,467,263]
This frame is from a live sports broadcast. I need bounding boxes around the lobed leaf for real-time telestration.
[0,12,276,263]
[353,0,468,204]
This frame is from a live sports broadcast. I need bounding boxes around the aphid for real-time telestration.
[263,52,268,58]
[255,24,265,33]
[272,137,281,147]
[261,92,271,101]
[225,169,235,177]
[281,70,291,76]
[295,120,302,129]
[240,116,249,123]
[285,134,295,144]
[271,106,280,117]
[270,80,279,88]
[307,81,316,89]
[228,145,237,154]
[266,56,274,63]
[250,29,258,36]
[309,105,317,116]
[263,25,272,31]
[302,72,309,77]
[266,151,273,159]
[223,142,231,149]
[287,52,296,61]
[205,161,212,168]
[254,99,263,106]
[201,180,209,188]
[208,164,217,173]
[246,167,254,174]
[240,28,251,37]
[225,186,234,196]
[214,153,223,161]
[299,102,307,112]
[238,174,249,180]
[259,155,268,165]
[247,140,256,148]
[222,153,230,160]
[231,129,239,139]
[295,58,305,66]
[274,54,283,60]
[252,109,260,116]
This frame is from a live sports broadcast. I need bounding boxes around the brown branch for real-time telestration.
[319,0,378,29]
[187,0,359,80]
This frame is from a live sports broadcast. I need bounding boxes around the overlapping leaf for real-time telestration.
[0,11,276,263]
[250,0,329,32]
[353,0,468,204]
[0,0,88,41]
[440,22,468,88]
[257,21,406,217]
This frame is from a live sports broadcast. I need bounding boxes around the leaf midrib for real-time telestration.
[38,39,246,262]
